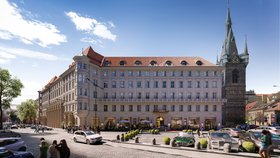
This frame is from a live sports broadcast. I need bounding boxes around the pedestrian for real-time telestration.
[55,139,70,158]
[40,140,49,158]
[259,130,270,158]
[267,131,273,158]
[48,140,59,158]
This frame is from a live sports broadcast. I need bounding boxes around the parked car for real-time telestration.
[73,130,102,144]
[253,126,280,135]
[0,147,34,158]
[221,128,245,137]
[173,132,195,147]
[240,130,280,151]
[207,131,239,151]
[10,125,18,129]
[0,137,27,151]
[0,130,21,138]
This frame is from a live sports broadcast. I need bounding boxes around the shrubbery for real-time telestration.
[163,136,171,145]
[149,129,160,134]
[182,129,193,133]
[199,138,208,148]
[242,141,255,153]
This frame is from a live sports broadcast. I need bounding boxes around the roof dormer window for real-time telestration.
[135,60,142,65]
[196,60,203,66]
[103,60,111,66]
[150,60,157,66]
[119,60,126,66]
[165,60,172,66]
[181,60,188,66]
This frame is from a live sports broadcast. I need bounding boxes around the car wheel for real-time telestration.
[86,139,90,144]
[18,146,26,151]
[73,137,77,142]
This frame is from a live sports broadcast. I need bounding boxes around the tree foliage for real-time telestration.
[0,69,23,129]
[17,99,37,124]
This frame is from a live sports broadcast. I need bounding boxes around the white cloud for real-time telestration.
[0,46,70,63]
[0,0,67,47]
[66,11,116,41]
[12,81,43,104]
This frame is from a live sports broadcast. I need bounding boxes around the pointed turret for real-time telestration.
[239,37,249,67]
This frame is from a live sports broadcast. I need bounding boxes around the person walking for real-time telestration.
[259,130,270,158]
[48,140,59,158]
[40,140,49,158]
[55,139,70,158]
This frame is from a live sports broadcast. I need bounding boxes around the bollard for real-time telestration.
[171,139,176,147]
[152,138,156,145]
[116,135,120,141]
[135,137,139,143]
[195,141,201,150]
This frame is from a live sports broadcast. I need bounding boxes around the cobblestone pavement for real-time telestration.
[11,128,280,158]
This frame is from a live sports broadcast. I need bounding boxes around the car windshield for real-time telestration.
[178,132,192,137]
[85,131,96,135]
[211,133,231,139]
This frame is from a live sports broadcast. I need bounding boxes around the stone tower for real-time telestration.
[217,7,249,126]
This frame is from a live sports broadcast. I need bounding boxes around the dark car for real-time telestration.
[173,132,195,147]
[0,147,34,158]
[0,130,21,138]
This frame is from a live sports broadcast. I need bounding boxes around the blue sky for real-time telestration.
[0,0,279,104]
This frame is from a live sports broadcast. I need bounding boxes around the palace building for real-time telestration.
[38,7,248,130]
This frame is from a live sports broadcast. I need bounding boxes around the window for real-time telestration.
[179,81,183,88]
[83,102,87,110]
[150,60,157,66]
[179,105,183,112]
[128,81,133,88]
[181,60,187,66]
[103,71,108,77]
[77,62,83,69]
[104,82,108,88]
[120,81,125,88]
[204,105,208,111]
[137,81,142,88]
[93,91,97,98]
[128,92,133,99]
[104,105,108,112]
[213,105,217,112]
[205,92,208,99]
[144,71,150,76]
[93,104,97,111]
[171,105,175,112]
[154,92,158,99]
[212,92,217,99]
[232,69,239,83]
[112,81,117,88]
[154,71,158,76]
[196,92,200,99]
[135,60,142,65]
[212,81,217,88]
[187,81,192,88]
[119,60,126,66]
[196,60,203,65]
[112,71,116,77]
[129,105,133,112]
[145,92,150,99]
[162,92,166,99]
[195,71,200,77]
[120,72,125,77]
[187,92,192,99]
[121,105,125,111]
[170,92,175,99]
[79,102,82,110]
[112,105,116,112]
[171,71,176,76]
[188,71,192,77]
[196,105,200,111]
[171,81,175,88]
[145,81,150,88]
[161,71,167,76]
[137,105,141,112]
[136,71,141,76]
[180,71,184,76]
[145,105,150,111]
[120,92,125,99]
[195,81,200,88]
[179,92,183,99]
[154,81,158,88]
[205,71,209,77]
[112,92,116,99]
[187,105,192,112]
[214,71,217,76]
[84,88,88,96]
[103,92,108,99]
[128,71,133,76]
[79,87,83,95]
[103,60,111,66]
[162,81,167,88]
[165,60,172,66]
[83,63,87,69]
[154,105,158,111]
[205,81,209,88]
[137,92,141,99]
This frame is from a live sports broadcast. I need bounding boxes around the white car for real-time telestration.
[73,130,102,144]
[254,126,280,135]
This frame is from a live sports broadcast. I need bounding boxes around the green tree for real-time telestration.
[0,69,23,129]
[17,99,37,124]
[7,109,20,123]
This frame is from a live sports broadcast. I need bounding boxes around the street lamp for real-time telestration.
[87,78,103,132]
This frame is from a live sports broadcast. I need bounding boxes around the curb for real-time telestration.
[104,139,261,158]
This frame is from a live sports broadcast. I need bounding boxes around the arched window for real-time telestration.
[181,60,188,66]
[165,60,172,66]
[135,60,142,65]
[119,60,126,66]
[103,60,111,66]
[150,60,157,66]
[232,69,239,83]
[196,60,203,65]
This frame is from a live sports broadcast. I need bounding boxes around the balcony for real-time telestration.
[98,98,224,103]
[153,109,169,113]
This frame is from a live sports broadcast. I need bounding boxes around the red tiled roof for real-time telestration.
[82,46,217,67]
[265,102,280,112]
[245,101,258,111]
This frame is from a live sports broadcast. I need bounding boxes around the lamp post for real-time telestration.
[87,78,103,132]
